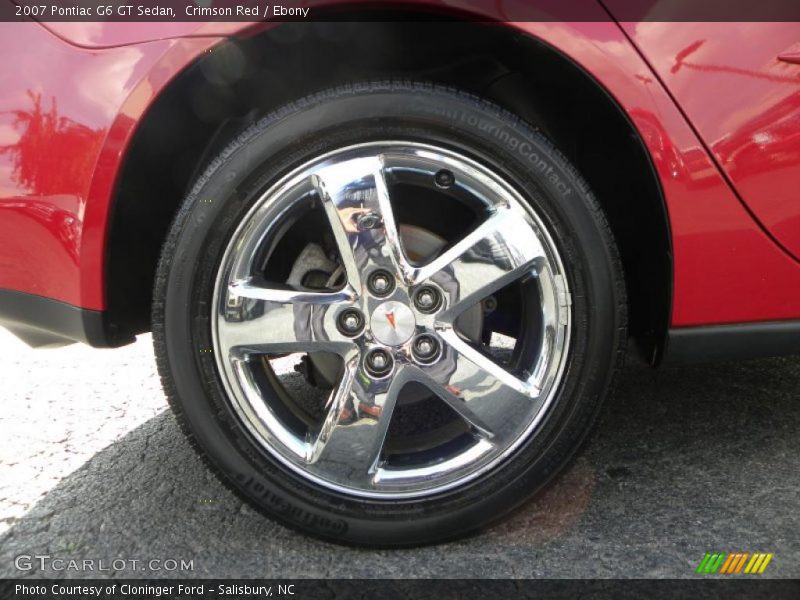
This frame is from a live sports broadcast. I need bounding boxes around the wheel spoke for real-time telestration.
[410,209,546,320]
[416,330,540,443]
[306,360,408,486]
[217,278,355,357]
[313,155,410,289]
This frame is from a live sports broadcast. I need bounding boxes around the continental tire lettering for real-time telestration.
[237,475,348,535]
[408,103,573,198]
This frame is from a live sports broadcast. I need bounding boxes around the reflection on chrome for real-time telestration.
[212,142,571,499]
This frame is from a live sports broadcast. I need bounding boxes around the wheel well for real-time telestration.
[107,20,671,362]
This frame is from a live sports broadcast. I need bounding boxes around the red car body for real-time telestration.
[1,5,799,363]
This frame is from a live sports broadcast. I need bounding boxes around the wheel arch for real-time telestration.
[104,18,672,362]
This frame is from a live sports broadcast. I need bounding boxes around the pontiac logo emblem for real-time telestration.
[371,301,415,346]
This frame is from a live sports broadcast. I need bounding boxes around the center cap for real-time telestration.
[370,301,416,346]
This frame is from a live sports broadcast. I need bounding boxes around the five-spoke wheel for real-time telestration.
[213,144,571,497]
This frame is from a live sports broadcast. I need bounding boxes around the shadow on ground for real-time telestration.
[2,357,799,578]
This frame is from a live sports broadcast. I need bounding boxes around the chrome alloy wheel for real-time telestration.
[212,142,572,499]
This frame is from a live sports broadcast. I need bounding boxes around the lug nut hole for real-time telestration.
[412,334,440,364]
[365,348,394,377]
[413,285,442,313]
[337,308,364,336]
[357,212,382,230]
[368,269,395,297]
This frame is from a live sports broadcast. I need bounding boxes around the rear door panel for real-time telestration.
[612,20,800,260]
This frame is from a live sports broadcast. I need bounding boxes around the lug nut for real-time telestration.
[417,290,436,309]
[372,275,390,292]
[368,270,395,297]
[365,348,393,377]
[357,212,382,230]
[337,309,364,336]
[412,334,440,363]
[413,286,441,313]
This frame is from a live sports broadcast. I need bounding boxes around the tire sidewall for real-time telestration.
[154,83,624,546]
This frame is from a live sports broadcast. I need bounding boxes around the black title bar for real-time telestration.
[3,0,800,23]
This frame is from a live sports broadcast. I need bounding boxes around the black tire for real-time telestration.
[152,81,626,546]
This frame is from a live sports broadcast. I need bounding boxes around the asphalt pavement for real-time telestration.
[1,327,798,578]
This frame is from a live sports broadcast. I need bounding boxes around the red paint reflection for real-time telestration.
[0,92,106,265]
[672,39,800,85]
[714,91,800,178]
[0,91,105,196]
